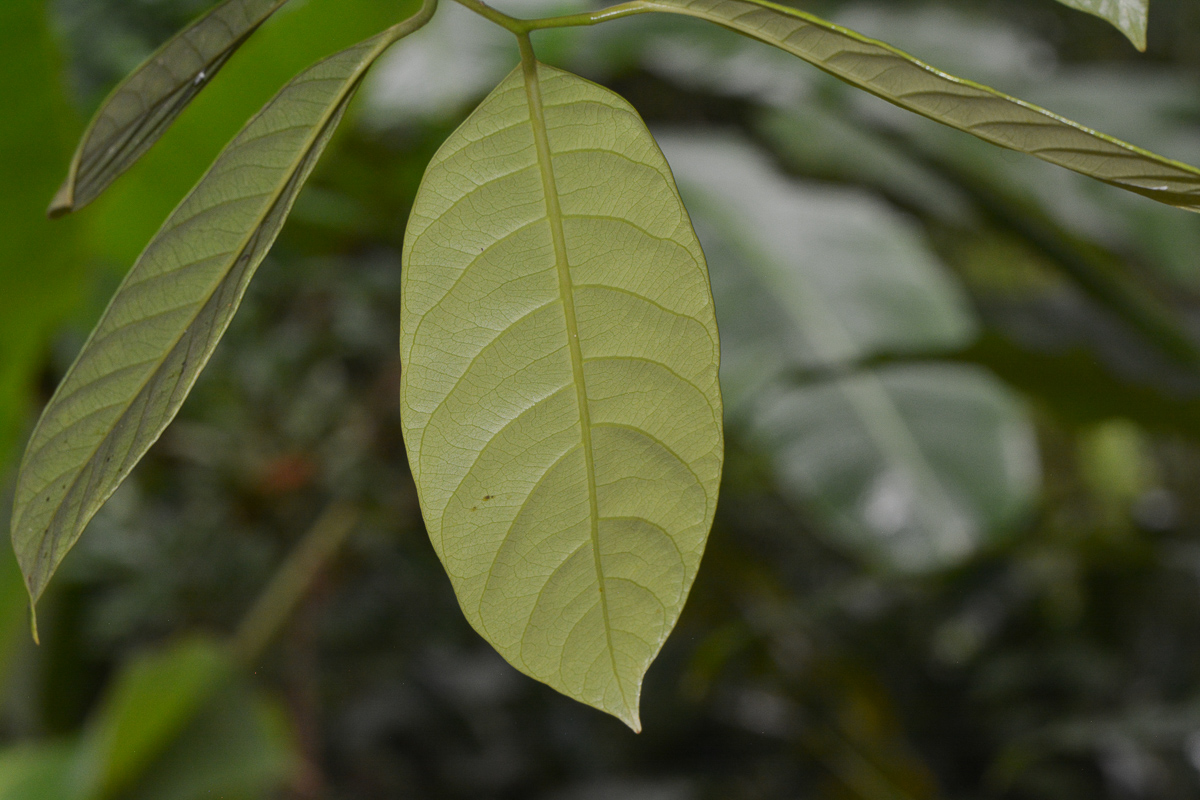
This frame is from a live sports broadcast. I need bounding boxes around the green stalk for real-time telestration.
[451,0,652,33]
[231,502,360,665]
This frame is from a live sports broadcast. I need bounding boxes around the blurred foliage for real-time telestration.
[0,0,84,466]
[5,0,1200,797]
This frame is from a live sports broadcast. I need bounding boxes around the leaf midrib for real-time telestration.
[520,53,628,712]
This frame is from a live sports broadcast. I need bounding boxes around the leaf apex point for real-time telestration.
[47,181,75,219]
[612,701,642,733]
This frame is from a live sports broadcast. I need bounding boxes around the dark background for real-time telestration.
[5,0,1200,797]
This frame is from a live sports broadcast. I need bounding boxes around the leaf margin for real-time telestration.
[1053,0,1148,51]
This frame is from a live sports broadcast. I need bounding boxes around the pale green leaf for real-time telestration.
[400,61,723,731]
[11,15,434,607]
[49,0,295,217]
[647,0,1200,210]
[1054,0,1148,50]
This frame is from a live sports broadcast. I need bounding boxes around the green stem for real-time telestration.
[387,0,440,42]
[524,1,652,30]
[231,502,360,666]
[452,0,652,33]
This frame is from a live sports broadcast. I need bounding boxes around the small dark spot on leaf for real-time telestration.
[470,506,478,512]
[483,495,494,501]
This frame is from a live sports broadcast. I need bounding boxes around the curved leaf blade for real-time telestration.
[664,133,1038,572]
[49,0,292,218]
[1054,0,1148,50]
[647,0,1200,211]
[71,637,296,800]
[73,638,232,799]
[122,672,296,800]
[401,62,723,731]
[12,23,423,607]
[756,365,1039,572]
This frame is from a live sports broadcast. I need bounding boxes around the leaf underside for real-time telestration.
[400,62,723,731]
[649,0,1200,210]
[49,0,292,217]
[12,30,403,607]
[1053,0,1148,50]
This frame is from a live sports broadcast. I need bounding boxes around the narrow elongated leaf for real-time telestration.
[12,17,432,607]
[647,0,1200,211]
[49,0,292,218]
[401,61,723,731]
[1054,0,1148,50]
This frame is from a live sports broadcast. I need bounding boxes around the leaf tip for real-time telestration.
[607,693,642,733]
[47,180,75,219]
[1127,23,1147,51]
[30,603,40,646]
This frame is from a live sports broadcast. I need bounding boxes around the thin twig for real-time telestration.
[452,0,652,33]
[231,501,360,666]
